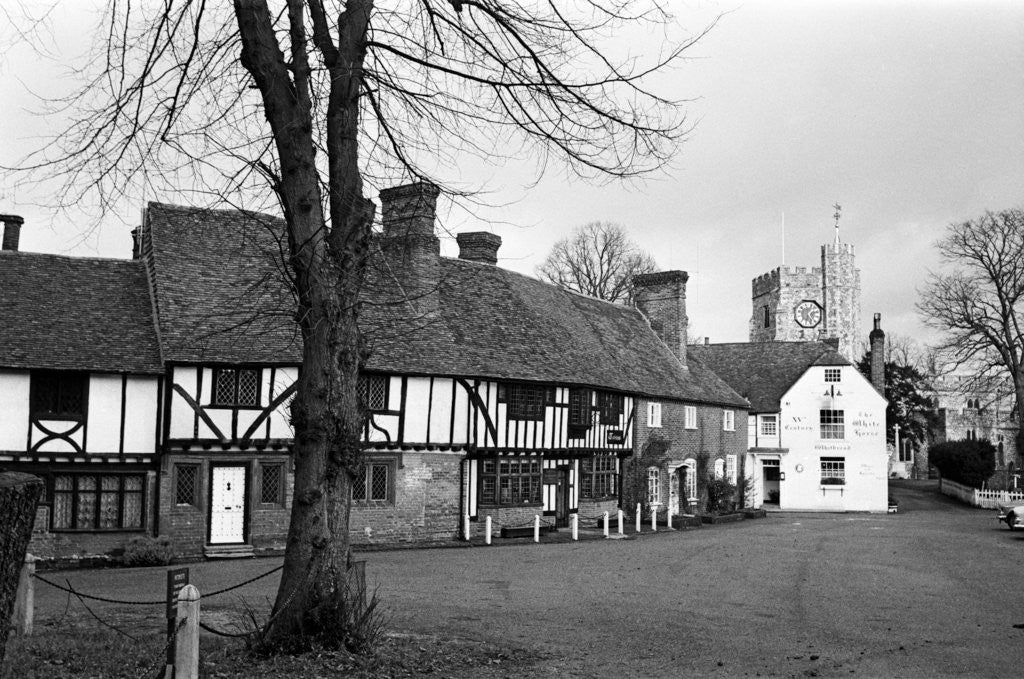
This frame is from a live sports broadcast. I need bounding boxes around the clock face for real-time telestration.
[795,300,823,328]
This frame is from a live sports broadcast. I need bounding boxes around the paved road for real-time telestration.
[32,481,1024,677]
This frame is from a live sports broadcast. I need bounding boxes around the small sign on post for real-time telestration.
[166,567,189,671]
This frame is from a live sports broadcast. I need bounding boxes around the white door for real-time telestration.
[669,469,680,515]
[209,466,247,544]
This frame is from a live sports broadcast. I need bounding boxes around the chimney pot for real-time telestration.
[1,214,24,251]
[456,232,502,265]
[379,182,440,239]
[377,182,441,316]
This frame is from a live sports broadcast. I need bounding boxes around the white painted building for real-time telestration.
[691,338,888,512]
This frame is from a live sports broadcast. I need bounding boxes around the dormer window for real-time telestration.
[31,371,87,420]
[212,368,260,407]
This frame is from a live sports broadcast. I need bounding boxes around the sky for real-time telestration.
[2,0,1023,348]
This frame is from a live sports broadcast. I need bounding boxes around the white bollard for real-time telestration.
[603,511,610,538]
[651,506,657,532]
[13,554,35,636]
[174,584,200,679]
[571,513,579,541]
[618,509,624,535]
[463,514,470,541]
[635,503,641,533]
[667,507,675,530]
[534,515,540,543]
[485,516,492,545]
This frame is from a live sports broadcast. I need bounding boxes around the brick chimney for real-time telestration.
[1,214,24,251]
[456,232,501,265]
[869,312,885,395]
[633,270,688,366]
[378,182,441,315]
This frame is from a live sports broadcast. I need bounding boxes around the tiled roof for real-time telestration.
[0,252,163,373]
[689,341,849,412]
[144,203,747,405]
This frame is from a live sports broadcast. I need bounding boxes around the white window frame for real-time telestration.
[820,457,846,485]
[714,459,725,479]
[820,409,845,440]
[647,467,661,505]
[684,460,697,499]
[723,409,735,431]
[726,455,737,484]
[824,368,841,383]
[647,402,662,428]
[684,405,697,430]
[760,414,778,437]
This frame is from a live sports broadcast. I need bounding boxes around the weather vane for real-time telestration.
[832,202,842,244]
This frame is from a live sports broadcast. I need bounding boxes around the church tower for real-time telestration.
[749,206,863,361]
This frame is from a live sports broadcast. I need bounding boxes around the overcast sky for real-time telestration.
[2,1,1023,349]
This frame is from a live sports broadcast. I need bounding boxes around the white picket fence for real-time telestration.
[940,478,1024,508]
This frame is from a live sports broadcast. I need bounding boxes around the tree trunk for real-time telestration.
[0,473,43,663]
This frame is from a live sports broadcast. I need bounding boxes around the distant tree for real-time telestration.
[857,353,935,450]
[929,439,996,488]
[537,222,657,303]
[918,208,1024,460]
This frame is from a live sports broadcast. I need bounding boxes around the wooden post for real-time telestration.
[174,584,200,679]
[617,509,624,535]
[13,555,34,636]
[533,515,540,543]
[571,513,578,541]
[603,511,610,538]
[635,503,641,533]
[485,516,492,545]
[0,472,43,665]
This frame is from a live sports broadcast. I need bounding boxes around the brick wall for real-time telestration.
[630,400,748,512]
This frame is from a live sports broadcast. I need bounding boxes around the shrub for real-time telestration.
[122,535,175,567]
[929,439,996,488]
[705,475,737,514]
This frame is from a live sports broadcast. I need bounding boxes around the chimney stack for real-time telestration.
[633,270,689,366]
[869,312,885,395]
[456,232,501,265]
[1,214,24,251]
[378,182,441,315]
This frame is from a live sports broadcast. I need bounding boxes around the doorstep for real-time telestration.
[204,544,256,559]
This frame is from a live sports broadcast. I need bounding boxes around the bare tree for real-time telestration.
[537,221,657,303]
[918,207,1024,459]
[6,0,710,649]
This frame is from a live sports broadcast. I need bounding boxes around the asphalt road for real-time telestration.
[30,480,1024,677]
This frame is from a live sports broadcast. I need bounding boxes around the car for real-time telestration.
[997,503,1024,530]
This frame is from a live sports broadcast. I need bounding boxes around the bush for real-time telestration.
[929,439,996,488]
[122,535,175,567]
[705,476,737,514]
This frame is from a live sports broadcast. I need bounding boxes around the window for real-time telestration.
[174,465,199,506]
[714,459,725,479]
[502,383,550,421]
[760,415,778,437]
[825,368,841,383]
[597,392,624,425]
[52,474,144,530]
[581,455,617,499]
[260,464,284,505]
[568,388,592,438]
[647,402,662,428]
[820,457,846,485]
[723,410,735,431]
[31,371,87,419]
[479,457,542,506]
[684,405,697,429]
[212,368,260,407]
[898,440,913,463]
[684,462,697,499]
[647,467,661,504]
[762,305,770,328]
[352,461,394,503]
[726,455,737,484]
[820,409,845,439]
[358,374,389,411]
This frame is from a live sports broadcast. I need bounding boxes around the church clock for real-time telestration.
[795,300,823,328]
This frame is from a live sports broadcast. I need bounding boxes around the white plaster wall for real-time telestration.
[86,374,123,453]
[776,365,888,512]
[426,378,453,445]
[123,376,159,452]
[403,377,431,442]
[0,371,30,450]
[268,367,297,439]
[169,367,199,439]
